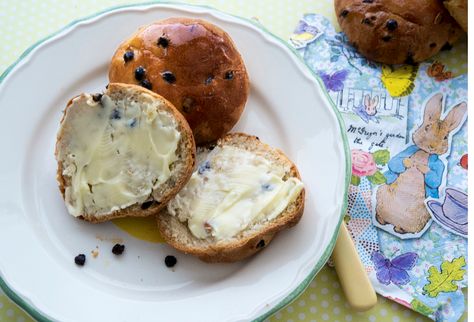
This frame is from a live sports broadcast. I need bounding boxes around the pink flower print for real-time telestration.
[351,149,377,177]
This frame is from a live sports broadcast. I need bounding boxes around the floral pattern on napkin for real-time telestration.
[291,13,468,322]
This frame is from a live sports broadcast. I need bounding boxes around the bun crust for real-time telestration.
[334,0,463,64]
[109,18,250,145]
[443,0,467,32]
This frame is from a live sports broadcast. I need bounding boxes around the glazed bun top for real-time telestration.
[109,17,250,144]
[334,0,463,64]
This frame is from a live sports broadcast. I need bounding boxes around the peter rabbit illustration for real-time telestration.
[353,94,379,123]
[375,93,467,235]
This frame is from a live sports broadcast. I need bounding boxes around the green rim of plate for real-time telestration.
[0,2,351,321]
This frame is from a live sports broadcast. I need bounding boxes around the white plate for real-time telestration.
[0,3,350,322]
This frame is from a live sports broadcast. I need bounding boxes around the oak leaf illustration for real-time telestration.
[423,257,466,297]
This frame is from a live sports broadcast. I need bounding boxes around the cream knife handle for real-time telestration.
[333,224,377,311]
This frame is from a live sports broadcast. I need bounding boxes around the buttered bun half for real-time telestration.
[55,83,195,223]
[158,133,305,263]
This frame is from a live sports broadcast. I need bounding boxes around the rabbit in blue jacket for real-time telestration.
[375,93,466,234]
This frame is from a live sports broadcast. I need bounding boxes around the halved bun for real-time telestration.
[55,83,196,223]
[157,133,305,262]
